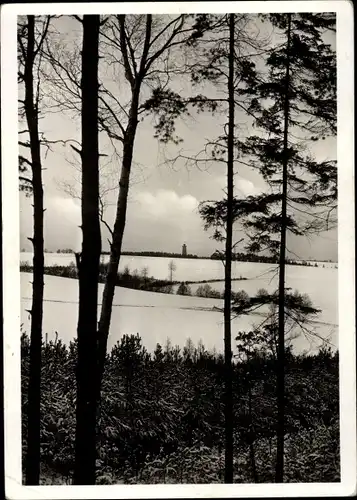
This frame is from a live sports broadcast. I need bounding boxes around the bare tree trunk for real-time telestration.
[73,14,101,485]
[95,15,157,390]
[275,13,292,484]
[224,12,235,484]
[247,381,258,482]
[24,15,44,486]
[96,92,140,383]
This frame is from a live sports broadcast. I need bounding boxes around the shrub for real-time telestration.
[177,282,192,296]
[196,284,221,299]
[231,289,250,302]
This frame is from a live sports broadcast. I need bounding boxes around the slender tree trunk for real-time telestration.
[24,15,44,486]
[94,15,152,419]
[97,92,140,385]
[224,12,235,484]
[249,442,258,482]
[275,13,292,484]
[247,380,258,482]
[73,14,101,485]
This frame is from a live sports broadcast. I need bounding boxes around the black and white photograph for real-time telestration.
[1,1,355,497]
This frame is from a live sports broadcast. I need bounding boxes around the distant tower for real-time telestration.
[182,243,187,257]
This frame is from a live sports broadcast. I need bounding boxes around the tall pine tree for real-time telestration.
[145,13,263,482]
[233,13,336,482]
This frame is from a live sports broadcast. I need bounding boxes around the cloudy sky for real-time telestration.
[19,14,337,261]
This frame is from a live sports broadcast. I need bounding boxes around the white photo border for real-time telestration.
[1,2,355,498]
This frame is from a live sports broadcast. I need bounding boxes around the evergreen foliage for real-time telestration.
[234,14,337,255]
[21,331,339,484]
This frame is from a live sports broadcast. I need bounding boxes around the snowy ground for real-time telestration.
[20,269,338,355]
[20,252,337,280]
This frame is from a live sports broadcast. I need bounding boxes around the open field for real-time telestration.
[20,255,338,354]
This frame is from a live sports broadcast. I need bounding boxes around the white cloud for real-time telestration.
[235,178,262,197]
[134,189,199,220]
[20,187,337,261]
[20,194,82,252]
[121,189,211,254]
[215,176,262,198]
[50,196,81,219]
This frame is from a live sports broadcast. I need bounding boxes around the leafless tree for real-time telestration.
[39,15,206,389]
[168,259,177,282]
[17,14,50,485]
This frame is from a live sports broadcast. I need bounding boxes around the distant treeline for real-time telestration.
[21,248,75,254]
[20,262,174,293]
[56,248,74,254]
[21,248,336,267]
[211,251,280,263]
[37,249,200,259]
[210,251,334,267]
[103,250,199,259]
[20,262,245,299]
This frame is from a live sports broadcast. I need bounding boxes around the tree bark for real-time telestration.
[275,13,292,484]
[96,91,140,385]
[24,15,45,486]
[224,12,235,484]
[73,14,101,485]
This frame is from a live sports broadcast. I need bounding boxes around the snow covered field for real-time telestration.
[20,256,338,355]
[20,252,337,280]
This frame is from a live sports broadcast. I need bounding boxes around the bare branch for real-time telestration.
[99,197,114,238]
[118,15,135,87]
[19,155,33,168]
[138,15,152,76]
[99,84,130,119]
[70,144,82,157]
[145,16,185,74]
[72,15,83,24]
[33,15,51,59]
[19,175,33,185]
[98,94,125,139]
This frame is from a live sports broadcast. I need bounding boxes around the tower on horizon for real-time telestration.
[182,243,187,256]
